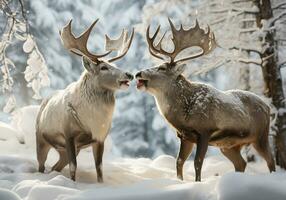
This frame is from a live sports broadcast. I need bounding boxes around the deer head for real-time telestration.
[60,19,134,90]
[136,18,216,93]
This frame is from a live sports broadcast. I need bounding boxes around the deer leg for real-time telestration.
[194,135,209,182]
[92,142,104,183]
[65,137,77,181]
[253,139,276,172]
[52,150,68,172]
[220,146,246,172]
[37,135,51,173]
[177,137,194,180]
[52,148,80,172]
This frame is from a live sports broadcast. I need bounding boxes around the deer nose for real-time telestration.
[125,72,134,80]
[135,72,142,78]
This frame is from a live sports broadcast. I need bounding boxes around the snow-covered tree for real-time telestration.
[197,0,286,167]
[0,0,49,114]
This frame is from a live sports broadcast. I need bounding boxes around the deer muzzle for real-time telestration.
[119,72,134,90]
[135,71,148,90]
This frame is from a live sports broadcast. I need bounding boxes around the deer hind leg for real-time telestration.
[52,150,69,172]
[220,146,246,172]
[36,134,51,173]
[92,142,104,183]
[253,136,276,172]
[177,137,194,180]
[52,148,80,172]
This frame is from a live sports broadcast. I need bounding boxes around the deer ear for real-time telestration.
[82,56,94,73]
[173,63,186,75]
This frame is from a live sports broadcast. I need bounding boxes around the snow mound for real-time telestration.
[0,153,285,200]
[0,121,19,141]
[26,185,78,200]
[0,156,36,173]
[218,172,286,200]
[10,105,40,147]
[1,106,285,200]
[0,188,21,200]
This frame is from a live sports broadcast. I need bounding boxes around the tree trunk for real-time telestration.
[255,0,286,169]
[240,10,254,162]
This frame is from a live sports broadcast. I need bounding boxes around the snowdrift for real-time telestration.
[0,106,285,200]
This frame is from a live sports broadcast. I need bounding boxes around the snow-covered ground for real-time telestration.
[0,106,286,200]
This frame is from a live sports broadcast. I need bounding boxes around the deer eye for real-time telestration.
[100,66,109,71]
[158,67,166,71]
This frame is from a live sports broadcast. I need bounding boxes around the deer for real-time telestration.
[36,19,134,182]
[135,18,276,182]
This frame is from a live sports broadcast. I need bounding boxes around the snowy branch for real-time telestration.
[210,17,227,25]
[0,0,50,111]
[239,27,259,33]
[231,0,253,3]
[229,46,262,56]
[238,58,261,66]
[270,11,286,27]
[193,59,231,75]
[272,2,286,10]
[211,8,258,15]
[279,60,286,68]
[18,0,29,33]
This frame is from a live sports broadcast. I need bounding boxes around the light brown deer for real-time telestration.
[136,18,275,181]
[36,19,134,182]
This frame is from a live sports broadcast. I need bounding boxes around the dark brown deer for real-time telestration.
[136,18,275,181]
[36,19,134,182]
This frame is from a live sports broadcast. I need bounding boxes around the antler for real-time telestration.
[60,19,134,63]
[105,28,134,62]
[60,19,111,62]
[146,18,217,64]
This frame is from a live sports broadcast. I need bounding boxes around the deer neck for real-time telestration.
[153,76,191,117]
[79,72,115,105]
[152,75,188,116]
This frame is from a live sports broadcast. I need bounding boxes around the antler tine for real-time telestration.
[107,28,135,62]
[168,18,217,64]
[146,25,172,61]
[145,18,217,64]
[146,25,163,60]
[168,17,177,36]
[60,19,111,62]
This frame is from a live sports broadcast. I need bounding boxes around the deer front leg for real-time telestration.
[65,136,77,181]
[194,134,209,182]
[92,142,104,183]
[177,136,194,180]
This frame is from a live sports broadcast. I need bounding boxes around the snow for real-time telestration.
[23,36,34,54]
[0,189,21,200]
[0,106,286,200]
[218,172,286,200]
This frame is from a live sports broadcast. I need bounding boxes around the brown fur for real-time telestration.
[136,64,275,181]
